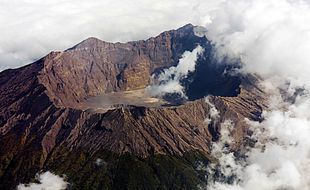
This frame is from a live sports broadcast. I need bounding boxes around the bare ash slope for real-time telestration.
[0,24,266,189]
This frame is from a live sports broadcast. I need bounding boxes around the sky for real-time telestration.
[0,0,222,71]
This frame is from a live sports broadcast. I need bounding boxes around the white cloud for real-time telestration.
[146,45,204,98]
[206,87,310,190]
[0,0,222,71]
[17,171,68,190]
[95,158,106,166]
[204,0,310,88]
[3,0,309,84]
[206,120,243,186]
[204,96,220,125]
[200,1,310,188]
[3,0,310,189]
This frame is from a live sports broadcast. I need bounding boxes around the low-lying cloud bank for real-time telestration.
[206,87,310,190]
[205,0,310,87]
[202,0,310,189]
[17,171,68,190]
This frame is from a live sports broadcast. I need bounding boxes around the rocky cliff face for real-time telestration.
[0,24,266,189]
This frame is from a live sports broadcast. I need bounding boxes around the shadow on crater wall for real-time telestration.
[183,55,242,101]
[163,43,242,104]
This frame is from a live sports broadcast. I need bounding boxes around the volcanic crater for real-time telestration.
[0,24,266,190]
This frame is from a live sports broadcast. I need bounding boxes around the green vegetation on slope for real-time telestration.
[46,149,211,190]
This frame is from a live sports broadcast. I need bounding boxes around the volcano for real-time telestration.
[0,24,266,189]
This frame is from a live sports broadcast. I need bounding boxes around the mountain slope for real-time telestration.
[0,24,266,189]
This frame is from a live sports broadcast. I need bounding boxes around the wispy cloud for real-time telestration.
[146,45,203,98]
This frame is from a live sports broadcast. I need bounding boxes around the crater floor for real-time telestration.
[83,89,169,110]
